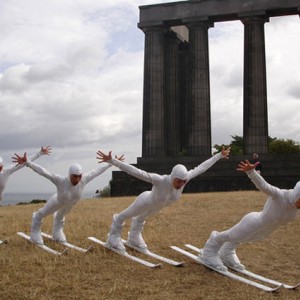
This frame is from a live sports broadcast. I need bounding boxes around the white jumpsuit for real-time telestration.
[0,150,44,201]
[110,152,223,224]
[216,170,299,245]
[26,160,111,218]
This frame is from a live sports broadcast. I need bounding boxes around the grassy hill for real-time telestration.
[0,191,299,300]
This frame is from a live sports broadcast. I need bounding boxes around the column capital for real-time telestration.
[240,13,269,25]
[139,24,166,34]
[185,19,214,30]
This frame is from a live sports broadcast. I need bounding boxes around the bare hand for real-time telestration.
[41,146,51,155]
[12,152,27,166]
[96,150,112,163]
[236,160,258,172]
[221,146,230,159]
[115,154,125,162]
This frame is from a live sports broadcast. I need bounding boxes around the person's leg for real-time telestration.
[106,213,126,251]
[124,194,163,249]
[30,194,61,244]
[219,212,263,269]
[219,242,245,270]
[107,191,157,251]
[116,191,154,223]
[30,212,44,244]
[202,212,262,270]
[52,205,73,242]
[201,230,228,271]
[127,217,147,249]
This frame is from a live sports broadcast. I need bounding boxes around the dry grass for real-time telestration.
[0,191,299,300]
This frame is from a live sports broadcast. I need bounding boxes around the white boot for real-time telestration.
[219,242,245,270]
[200,231,227,271]
[106,214,125,252]
[127,218,147,250]
[52,213,66,243]
[30,212,44,245]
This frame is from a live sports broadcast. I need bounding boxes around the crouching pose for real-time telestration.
[97,147,230,252]
[0,146,51,201]
[201,160,300,271]
[12,151,122,245]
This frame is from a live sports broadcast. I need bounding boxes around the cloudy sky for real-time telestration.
[0,0,299,197]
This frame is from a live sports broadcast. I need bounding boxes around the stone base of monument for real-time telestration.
[110,154,300,196]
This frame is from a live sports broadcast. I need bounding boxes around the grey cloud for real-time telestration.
[225,65,243,89]
[287,83,300,99]
[0,64,29,92]
[25,61,73,83]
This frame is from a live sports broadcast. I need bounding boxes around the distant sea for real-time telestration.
[1,191,95,206]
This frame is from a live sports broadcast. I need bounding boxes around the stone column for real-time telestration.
[178,41,190,155]
[164,30,181,156]
[186,20,213,156]
[241,15,269,154]
[141,26,166,157]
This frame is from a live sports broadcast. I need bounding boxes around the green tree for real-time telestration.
[213,135,243,155]
[213,136,299,155]
[100,186,111,197]
[269,138,300,154]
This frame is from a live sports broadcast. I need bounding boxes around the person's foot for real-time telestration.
[106,233,126,252]
[52,230,67,243]
[106,214,126,252]
[127,232,148,250]
[200,251,228,271]
[30,231,44,245]
[219,243,245,270]
[200,231,227,271]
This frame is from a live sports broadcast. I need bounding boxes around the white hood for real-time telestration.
[171,164,189,181]
[69,163,83,176]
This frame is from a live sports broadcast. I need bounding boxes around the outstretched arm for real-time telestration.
[12,151,59,185]
[6,146,51,174]
[27,146,52,162]
[96,150,155,184]
[83,150,124,185]
[12,147,51,163]
[8,146,52,174]
[188,146,231,180]
[237,160,280,198]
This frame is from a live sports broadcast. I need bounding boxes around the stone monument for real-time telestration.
[110,0,300,196]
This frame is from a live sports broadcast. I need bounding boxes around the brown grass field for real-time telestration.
[0,191,299,300]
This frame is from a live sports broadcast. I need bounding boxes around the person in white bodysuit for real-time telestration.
[0,146,51,202]
[12,151,124,245]
[97,147,230,252]
[201,159,300,271]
